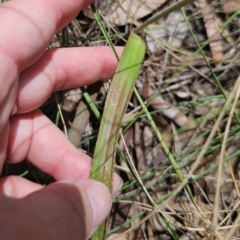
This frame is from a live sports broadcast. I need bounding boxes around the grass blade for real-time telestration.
[90,32,145,240]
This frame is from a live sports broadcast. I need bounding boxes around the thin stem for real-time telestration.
[134,0,195,34]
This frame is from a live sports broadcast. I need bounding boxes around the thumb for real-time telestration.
[2,179,112,240]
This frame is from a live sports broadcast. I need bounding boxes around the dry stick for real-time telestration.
[198,0,223,64]
[55,93,68,137]
[219,162,240,227]
[214,112,240,227]
[134,0,195,34]
[225,207,240,240]
[215,76,240,238]
[90,32,145,240]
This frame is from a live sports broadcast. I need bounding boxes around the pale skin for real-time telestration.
[0,0,122,239]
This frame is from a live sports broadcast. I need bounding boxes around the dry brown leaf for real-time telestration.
[98,0,167,26]
[142,84,189,127]
[220,0,240,13]
[62,88,81,112]
[171,200,212,238]
[107,232,130,240]
[198,0,223,64]
[146,11,188,53]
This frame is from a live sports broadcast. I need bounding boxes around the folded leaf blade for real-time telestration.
[90,32,145,239]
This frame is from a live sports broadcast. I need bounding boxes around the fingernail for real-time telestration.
[11,103,17,117]
[86,181,112,229]
[118,177,123,190]
[112,173,123,197]
[112,176,123,198]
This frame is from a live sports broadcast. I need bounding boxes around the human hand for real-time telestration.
[0,0,122,239]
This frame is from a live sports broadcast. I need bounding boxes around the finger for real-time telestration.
[8,110,92,180]
[0,174,122,199]
[0,124,9,173]
[17,47,122,113]
[7,110,122,193]
[0,0,92,148]
[0,125,10,173]
[1,179,111,240]
[0,176,43,198]
[0,0,92,70]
